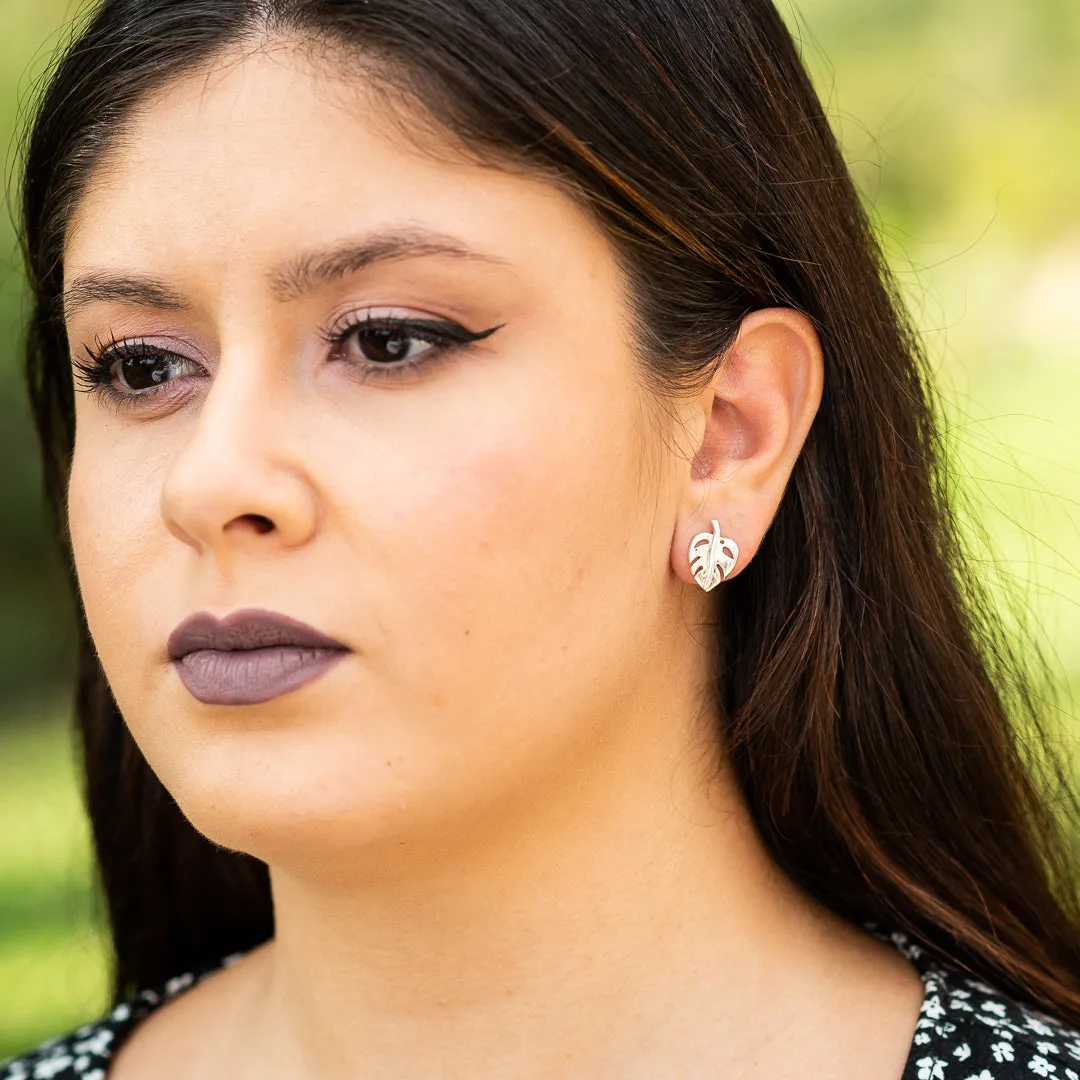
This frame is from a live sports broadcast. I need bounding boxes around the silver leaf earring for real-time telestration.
[688,519,739,592]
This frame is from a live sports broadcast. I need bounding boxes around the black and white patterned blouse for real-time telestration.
[3,928,1080,1078]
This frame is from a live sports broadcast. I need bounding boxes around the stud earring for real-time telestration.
[688,519,739,592]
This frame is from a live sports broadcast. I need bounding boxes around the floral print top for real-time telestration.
[3,927,1080,1078]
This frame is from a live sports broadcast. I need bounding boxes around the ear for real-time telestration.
[671,308,823,587]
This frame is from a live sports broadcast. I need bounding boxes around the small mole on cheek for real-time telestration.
[464,627,471,636]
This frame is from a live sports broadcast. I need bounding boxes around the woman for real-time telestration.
[4,0,1080,1076]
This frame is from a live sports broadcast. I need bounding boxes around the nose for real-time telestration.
[160,351,319,560]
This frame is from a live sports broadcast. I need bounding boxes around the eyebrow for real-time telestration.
[267,226,511,301]
[62,275,189,321]
[62,226,511,321]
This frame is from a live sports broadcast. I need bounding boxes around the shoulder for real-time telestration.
[0,955,248,1080]
[902,947,1080,1079]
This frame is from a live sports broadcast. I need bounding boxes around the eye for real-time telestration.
[72,337,206,414]
[340,322,439,365]
[114,350,198,391]
[322,312,503,384]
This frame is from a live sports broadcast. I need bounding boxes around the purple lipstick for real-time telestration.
[168,609,349,706]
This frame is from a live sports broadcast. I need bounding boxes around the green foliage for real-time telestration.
[0,713,109,1059]
[0,0,79,709]
[785,0,1080,719]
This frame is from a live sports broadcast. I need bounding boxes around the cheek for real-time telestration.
[332,354,654,734]
[67,422,169,689]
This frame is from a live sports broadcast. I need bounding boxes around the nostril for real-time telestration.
[243,514,275,534]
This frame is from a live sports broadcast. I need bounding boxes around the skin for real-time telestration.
[63,38,925,1080]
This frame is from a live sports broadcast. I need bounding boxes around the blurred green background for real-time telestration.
[1,0,1079,1060]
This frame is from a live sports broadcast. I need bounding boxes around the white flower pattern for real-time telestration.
[1,930,1078,1078]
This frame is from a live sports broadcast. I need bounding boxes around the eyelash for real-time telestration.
[72,313,502,414]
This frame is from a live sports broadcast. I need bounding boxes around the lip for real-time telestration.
[168,608,350,706]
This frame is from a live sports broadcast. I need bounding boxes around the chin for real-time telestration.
[152,727,436,869]
[174,777,421,872]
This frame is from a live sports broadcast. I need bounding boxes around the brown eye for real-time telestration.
[321,313,504,385]
[345,325,437,365]
[115,351,196,391]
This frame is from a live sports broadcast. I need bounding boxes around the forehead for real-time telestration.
[64,39,611,288]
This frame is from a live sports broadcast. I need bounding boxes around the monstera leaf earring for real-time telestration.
[688,519,739,592]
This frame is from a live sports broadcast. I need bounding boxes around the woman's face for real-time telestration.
[63,42,704,869]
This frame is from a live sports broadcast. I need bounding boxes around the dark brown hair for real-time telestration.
[18,0,1080,1019]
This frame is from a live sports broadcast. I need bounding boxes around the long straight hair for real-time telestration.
[18,0,1080,1019]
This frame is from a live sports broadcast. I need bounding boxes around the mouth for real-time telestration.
[167,608,350,706]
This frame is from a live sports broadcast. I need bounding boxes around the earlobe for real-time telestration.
[672,308,823,587]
